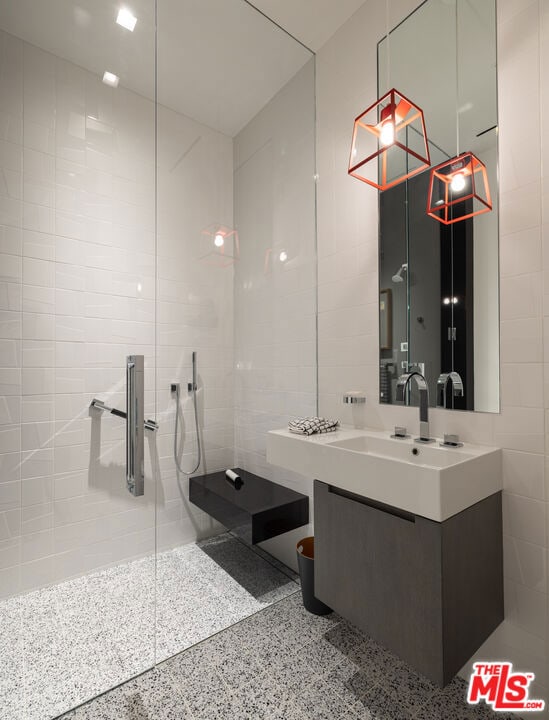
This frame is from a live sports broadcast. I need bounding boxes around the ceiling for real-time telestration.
[0,0,325,137]
[157,0,312,137]
[0,0,496,145]
[247,0,368,51]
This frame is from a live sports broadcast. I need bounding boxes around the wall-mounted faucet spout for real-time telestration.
[395,371,433,443]
[436,371,464,409]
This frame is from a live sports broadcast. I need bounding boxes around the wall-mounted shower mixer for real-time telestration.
[170,382,194,394]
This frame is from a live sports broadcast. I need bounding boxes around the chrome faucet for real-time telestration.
[395,371,433,443]
[436,371,464,408]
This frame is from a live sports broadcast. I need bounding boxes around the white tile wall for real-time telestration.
[233,60,317,570]
[315,0,548,709]
[155,100,234,551]
[0,29,233,597]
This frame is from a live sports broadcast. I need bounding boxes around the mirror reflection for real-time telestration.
[378,0,499,413]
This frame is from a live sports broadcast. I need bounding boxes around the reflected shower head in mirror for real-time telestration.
[392,263,407,283]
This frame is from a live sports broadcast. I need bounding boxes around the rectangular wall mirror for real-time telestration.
[378,0,499,413]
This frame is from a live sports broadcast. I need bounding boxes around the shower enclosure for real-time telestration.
[0,0,316,717]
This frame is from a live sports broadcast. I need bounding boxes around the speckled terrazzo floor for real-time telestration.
[59,592,518,720]
[0,533,298,720]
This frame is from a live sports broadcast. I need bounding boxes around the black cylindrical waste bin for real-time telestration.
[296,537,331,615]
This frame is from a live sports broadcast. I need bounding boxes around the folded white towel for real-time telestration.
[288,417,339,436]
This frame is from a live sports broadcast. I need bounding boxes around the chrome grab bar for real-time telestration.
[89,398,158,433]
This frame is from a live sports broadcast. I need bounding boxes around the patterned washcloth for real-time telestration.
[288,417,340,436]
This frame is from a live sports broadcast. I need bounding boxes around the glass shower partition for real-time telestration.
[0,1,158,717]
[0,0,316,717]
[154,0,315,659]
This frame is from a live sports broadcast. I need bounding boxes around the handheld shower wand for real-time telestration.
[189,350,197,392]
[173,351,202,475]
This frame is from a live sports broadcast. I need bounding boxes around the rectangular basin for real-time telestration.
[267,427,501,522]
[326,435,476,468]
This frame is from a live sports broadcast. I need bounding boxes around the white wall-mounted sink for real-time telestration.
[267,427,501,522]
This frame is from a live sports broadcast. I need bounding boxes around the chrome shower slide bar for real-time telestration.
[126,356,143,496]
[89,355,157,498]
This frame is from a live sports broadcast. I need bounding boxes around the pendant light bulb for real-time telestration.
[380,120,395,147]
[450,172,466,192]
[379,103,395,147]
[214,233,224,247]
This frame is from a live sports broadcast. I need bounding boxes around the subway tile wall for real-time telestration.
[155,99,234,551]
[315,0,548,708]
[0,30,231,598]
[233,60,317,570]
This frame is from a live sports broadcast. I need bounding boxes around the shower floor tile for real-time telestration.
[0,532,298,720]
[59,591,516,720]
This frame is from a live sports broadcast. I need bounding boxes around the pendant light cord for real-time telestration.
[455,0,459,157]
[452,0,460,372]
[386,0,390,91]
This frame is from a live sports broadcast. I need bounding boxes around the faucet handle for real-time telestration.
[391,426,409,439]
[441,433,463,447]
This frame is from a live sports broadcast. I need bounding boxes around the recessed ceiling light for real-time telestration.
[116,7,137,31]
[102,71,119,88]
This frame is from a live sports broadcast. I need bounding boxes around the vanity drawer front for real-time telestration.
[314,479,444,682]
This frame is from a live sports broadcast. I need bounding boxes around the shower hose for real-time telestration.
[173,381,201,475]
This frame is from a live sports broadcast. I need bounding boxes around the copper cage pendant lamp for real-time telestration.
[348,0,430,191]
[348,88,430,191]
[426,151,492,224]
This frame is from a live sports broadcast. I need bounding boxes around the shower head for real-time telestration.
[392,263,408,283]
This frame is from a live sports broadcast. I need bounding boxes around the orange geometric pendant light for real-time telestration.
[348,88,431,191]
[426,151,492,225]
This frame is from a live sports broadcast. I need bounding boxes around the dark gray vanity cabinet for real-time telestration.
[314,480,503,686]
